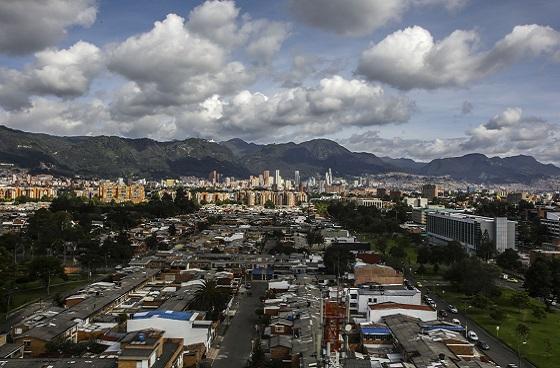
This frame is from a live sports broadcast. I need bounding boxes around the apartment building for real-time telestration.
[541,212,560,239]
[426,210,517,253]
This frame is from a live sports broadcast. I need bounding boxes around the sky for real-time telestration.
[0,0,559,163]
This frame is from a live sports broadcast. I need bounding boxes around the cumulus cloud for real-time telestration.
[1,76,414,142]
[205,75,414,139]
[357,24,560,89]
[288,0,468,36]
[461,107,553,151]
[0,41,103,110]
[0,0,97,55]
[107,3,290,118]
[289,0,408,36]
[341,107,559,164]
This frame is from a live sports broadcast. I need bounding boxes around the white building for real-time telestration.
[542,212,560,239]
[367,302,437,323]
[349,285,421,315]
[127,310,214,350]
[426,210,517,253]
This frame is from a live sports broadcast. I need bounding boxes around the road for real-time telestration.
[213,282,266,368]
[427,292,535,368]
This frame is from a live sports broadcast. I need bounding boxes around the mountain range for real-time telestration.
[1,125,559,183]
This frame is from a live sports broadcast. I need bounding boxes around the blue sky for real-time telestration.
[0,0,559,163]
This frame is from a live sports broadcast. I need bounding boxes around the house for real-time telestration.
[127,310,214,351]
[118,329,184,368]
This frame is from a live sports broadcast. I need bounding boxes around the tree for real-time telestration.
[376,238,388,254]
[264,200,275,209]
[496,249,522,271]
[168,223,177,237]
[446,241,467,264]
[531,305,546,320]
[524,257,553,299]
[389,245,406,260]
[28,256,65,295]
[515,323,530,342]
[510,292,530,313]
[477,230,495,261]
[306,230,324,247]
[490,308,506,325]
[445,257,500,296]
[417,246,432,265]
[323,245,354,276]
[188,280,231,320]
[472,294,490,309]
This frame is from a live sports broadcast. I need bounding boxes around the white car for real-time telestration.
[448,305,458,314]
[467,330,479,341]
[452,318,461,325]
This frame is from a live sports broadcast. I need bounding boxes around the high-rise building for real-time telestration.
[325,168,333,186]
[274,169,281,187]
[421,184,439,200]
[294,170,300,188]
[426,210,516,253]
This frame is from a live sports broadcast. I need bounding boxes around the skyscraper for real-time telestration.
[294,170,300,188]
[275,169,281,189]
[325,168,333,186]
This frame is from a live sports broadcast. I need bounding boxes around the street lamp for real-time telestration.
[496,325,500,337]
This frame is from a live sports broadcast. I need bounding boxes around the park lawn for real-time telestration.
[358,233,418,264]
[10,277,92,311]
[441,288,559,368]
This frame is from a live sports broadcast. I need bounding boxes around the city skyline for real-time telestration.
[0,0,559,165]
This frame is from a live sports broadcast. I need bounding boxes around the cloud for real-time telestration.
[1,75,414,142]
[357,24,560,89]
[0,41,103,110]
[461,107,553,151]
[206,75,414,139]
[288,0,468,36]
[0,97,110,137]
[107,3,290,118]
[0,0,97,55]
[107,13,253,117]
[288,0,408,36]
[341,107,560,164]
[461,101,473,115]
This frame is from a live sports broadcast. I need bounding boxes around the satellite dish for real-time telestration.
[345,324,352,332]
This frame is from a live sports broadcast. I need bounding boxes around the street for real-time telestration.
[213,282,266,368]
[427,292,535,368]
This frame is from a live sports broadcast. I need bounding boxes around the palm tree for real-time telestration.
[188,280,230,320]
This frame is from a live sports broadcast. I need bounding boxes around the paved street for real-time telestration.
[213,282,266,368]
[427,292,535,368]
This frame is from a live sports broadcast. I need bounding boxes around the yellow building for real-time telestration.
[98,182,145,204]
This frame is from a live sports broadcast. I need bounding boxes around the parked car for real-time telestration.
[507,278,519,283]
[477,341,490,350]
[452,318,461,325]
[467,330,479,341]
[438,310,448,318]
[506,364,518,368]
[447,305,458,314]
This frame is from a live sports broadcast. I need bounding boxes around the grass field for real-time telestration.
[11,278,92,307]
[442,288,559,368]
[358,233,418,264]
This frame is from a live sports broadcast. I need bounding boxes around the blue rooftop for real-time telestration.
[421,324,465,332]
[361,326,391,335]
[133,310,194,321]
